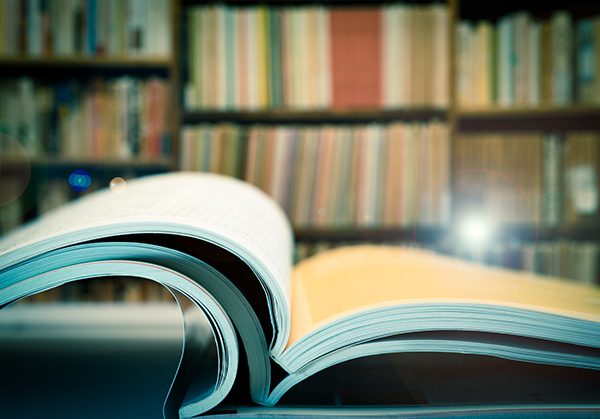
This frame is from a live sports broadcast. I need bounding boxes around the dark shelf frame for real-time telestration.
[457,107,600,132]
[1,157,174,174]
[295,226,449,243]
[183,108,448,125]
[294,225,600,243]
[0,56,173,70]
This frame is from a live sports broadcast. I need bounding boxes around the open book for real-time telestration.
[1,172,599,418]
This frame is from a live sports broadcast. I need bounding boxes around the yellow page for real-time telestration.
[288,245,600,347]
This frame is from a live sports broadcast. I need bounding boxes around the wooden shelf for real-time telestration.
[495,225,600,242]
[457,106,600,131]
[294,227,447,243]
[294,225,600,243]
[183,0,414,5]
[458,0,600,21]
[183,108,448,125]
[0,56,173,71]
[1,157,174,172]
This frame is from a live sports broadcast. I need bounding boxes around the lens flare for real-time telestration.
[110,177,127,193]
[68,169,92,193]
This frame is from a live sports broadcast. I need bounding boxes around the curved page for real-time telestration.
[0,242,272,404]
[0,172,293,354]
[0,259,239,418]
[282,246,600,369]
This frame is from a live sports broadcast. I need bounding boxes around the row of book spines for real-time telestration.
[457,12,600,107]
[178,125,599,228]
[185,3,448,111]
[454,133,543,225]
[181,122,450,227]
[0,77,169,158]
[0,0,171,57]
[455,132,600,226]
[294,241,600,285]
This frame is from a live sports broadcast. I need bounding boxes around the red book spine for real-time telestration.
[330,8,382,109]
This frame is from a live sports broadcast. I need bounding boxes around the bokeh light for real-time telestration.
[68,169,92,193]
[457,214,496,248]
[109,177,127,193]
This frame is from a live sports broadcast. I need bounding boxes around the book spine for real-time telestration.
[497,16,514,106]
[27,0,41,55]
[528,20,541,105]
[224,6,237,110]
[551,11,573,105]
[513,12,530,106]
[542,132,563,227]
[0,3,5,54]
[268,8,282,108]
[576,19,595,104]
[456,22,471,106]
[86,0,96,55]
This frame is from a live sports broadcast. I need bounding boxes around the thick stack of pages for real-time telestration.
[0,173,599,418]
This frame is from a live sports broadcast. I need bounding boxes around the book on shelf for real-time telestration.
[1,172,600,417]
[181,121,450,227]
[564,131,600,225]
[0,0,171,57]
[0,76,170,159]
[522,240,600,283]
[454,131,600,227]
[542,132,563,226]
[457,10,600,107]
[0,178,23,234]
[454,132,543,225]
[184,3,448,111]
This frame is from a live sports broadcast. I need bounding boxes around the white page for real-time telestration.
[0,172,294,349]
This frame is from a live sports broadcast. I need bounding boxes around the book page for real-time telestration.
[0,172,293,314]
[288,245,600,347]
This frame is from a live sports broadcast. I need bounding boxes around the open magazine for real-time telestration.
[1,172,599,418]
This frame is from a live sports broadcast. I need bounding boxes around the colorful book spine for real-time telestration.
[0,0,170,56]
[0,76,169,159]
[182,122,450,228]
[458,11,600,107]
[185,4,449,111]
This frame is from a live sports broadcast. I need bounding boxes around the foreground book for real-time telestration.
[0,173,599,418]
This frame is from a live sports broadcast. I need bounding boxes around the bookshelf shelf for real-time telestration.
[457,106,600,131]
[1,157,173,171]
[515,226,600,241]
[0,56,173,71]
[294,227,447,243]
[485,225,600,242]
[458,106,600,118]
[294,225,600,243]
[183,108,448,125]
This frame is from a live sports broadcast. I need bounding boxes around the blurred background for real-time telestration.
[0,0,599,300]
[1,1,600,416]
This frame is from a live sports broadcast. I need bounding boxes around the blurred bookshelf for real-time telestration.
[178,0,600,286]
[0,0,180,307]
[0,0,180,244]
[2,0,600,301]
